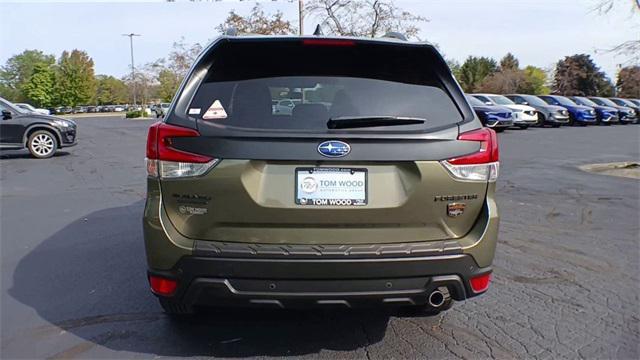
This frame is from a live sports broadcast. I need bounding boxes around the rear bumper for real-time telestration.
[149,254,491,308]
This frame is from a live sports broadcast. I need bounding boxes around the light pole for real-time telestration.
[298,0,304,35]
[122,33,141,106]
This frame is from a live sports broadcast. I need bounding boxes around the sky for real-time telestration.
[0,0,638,81]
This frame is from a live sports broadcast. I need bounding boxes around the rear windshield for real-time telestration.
[188,40,462,132]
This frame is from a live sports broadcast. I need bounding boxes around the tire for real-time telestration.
[537,113,546,127]
[27,130,58,159]
[567,115,575,126]
[158,298,195,316]
[494,127,506,133]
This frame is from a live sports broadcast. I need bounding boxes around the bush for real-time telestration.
[125,110,145,118]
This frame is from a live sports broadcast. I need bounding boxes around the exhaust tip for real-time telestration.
[428,290,446,308]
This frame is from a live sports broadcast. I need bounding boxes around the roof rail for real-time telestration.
[382,31,407,41]
[313,24,323,36]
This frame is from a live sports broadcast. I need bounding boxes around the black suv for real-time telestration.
[0,97,77,158]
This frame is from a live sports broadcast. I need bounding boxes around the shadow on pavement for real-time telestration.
[9,201,391,357]
[0,150,70,159]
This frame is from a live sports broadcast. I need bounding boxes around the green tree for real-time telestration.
[217,4,296,35]
[54,50,96,106]
[0,50,55,101]
[552,54,609,96]
[157,69,179,102]
[458,56,498,92]
[21,63,55,107]
[616,66,640,98]
[95,75,128,105]
[499,53,519,71]
[522,66,550,94]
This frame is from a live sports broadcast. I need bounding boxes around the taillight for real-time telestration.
[146,121,219,179]
[441,128,499,182]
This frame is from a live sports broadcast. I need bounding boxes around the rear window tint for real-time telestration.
[188,40,462,132]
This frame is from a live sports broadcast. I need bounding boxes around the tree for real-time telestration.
[616,66,640,97]
[95,75,128,105]
[477,69,530,94]
[552,54,610,96]
[305,0,427,39]
[21,63,55,107]
[54,50,96,106]
[157,69,180,102]
[0,50,55,101]
[595,0,640,64]
[457,56,498,92]
[217,4,296,35]
[499,53,519,71]
[522,66,550,95]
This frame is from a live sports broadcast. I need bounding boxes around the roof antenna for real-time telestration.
[313,24,323,36]
[223,27,238,36]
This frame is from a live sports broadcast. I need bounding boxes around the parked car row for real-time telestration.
[468,93,639,131]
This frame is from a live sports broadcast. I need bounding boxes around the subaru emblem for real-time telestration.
[318,140,351,158]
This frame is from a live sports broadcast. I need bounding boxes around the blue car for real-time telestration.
[538,95,597,126]
[569,96,619,125]
[467,95,514,132]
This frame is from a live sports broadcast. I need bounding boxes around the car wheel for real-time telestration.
[158,298,195,316]
[494,127,506,133]
[27,130,58,159]
[567,115,575,126]
[537,113,546,127]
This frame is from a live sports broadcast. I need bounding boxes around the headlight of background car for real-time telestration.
[53,119,71,128]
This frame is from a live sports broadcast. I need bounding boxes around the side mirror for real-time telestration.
[2,110,12,120]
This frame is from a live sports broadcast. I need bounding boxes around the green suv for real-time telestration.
[144,34,500,315]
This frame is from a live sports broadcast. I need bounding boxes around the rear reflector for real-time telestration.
[146,121,219,178]
[302,39,356,46]
[470,273,492,293]
[149,276,178,296]
[441,128,499,182]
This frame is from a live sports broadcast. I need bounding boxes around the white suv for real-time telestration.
[472,94,538,129]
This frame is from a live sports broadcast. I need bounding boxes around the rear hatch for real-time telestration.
[156,37,493,245]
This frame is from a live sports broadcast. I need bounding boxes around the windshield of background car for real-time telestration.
[613,99,634,107]
[489,95,515,106]
[594,98,618,107]
[188,40,464,133]
[521,95,547,106]
[574,97,598,107]
[467,96,485,107]
[554,96,577,106]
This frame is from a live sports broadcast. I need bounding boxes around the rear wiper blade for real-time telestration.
[327,116,426,129]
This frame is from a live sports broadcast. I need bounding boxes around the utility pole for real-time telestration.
[298,0,304,35]
[122,33,141,106]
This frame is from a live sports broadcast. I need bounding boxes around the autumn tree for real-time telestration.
[21,63,55,107]
[477,70,530,94]
[0,50,55,102]
[217,4,296,35]
[552,54,610,96]
[594,0,640,64]
[457,56,498,92]
[616,66,640,97]
[305,0,427,39]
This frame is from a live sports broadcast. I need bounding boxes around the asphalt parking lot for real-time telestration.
[1,117,638,359]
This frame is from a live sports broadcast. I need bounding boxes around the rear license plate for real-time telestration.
[295,167,367,206]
